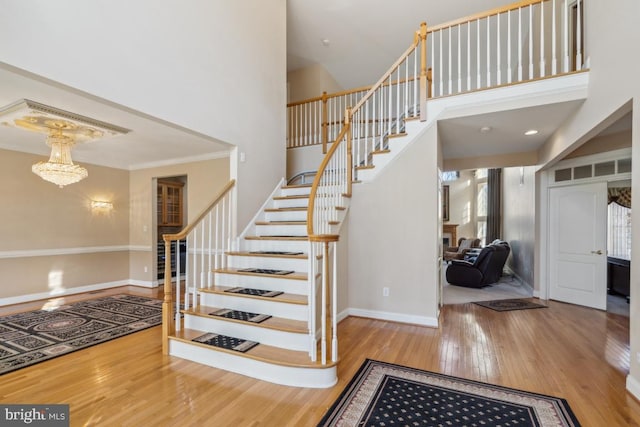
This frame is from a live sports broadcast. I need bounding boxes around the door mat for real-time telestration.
[192,333,258,353]
[238,268,294,275]
[209,309,271,323]
[224,287,284,298]
[474,298,548,311]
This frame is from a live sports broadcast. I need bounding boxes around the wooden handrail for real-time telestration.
[427,0,545,33]
[307,122,350,237]
[163,179,236,242]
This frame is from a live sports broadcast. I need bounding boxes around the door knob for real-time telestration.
[590,250,603,255]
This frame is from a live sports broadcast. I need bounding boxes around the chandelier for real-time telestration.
[32,130,88,188]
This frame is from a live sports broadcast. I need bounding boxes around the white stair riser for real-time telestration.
[169,339,337,388]
[280,187,311,197]
[214,273,308,295]
[199,292,308,321]
[256,224,307,237]
[242,239,309,254]
[227,256,312,272]
[265,210,307,222]
[184,314,308,351]
[273,198,309,209]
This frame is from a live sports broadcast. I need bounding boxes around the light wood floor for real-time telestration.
[0,286,639,426]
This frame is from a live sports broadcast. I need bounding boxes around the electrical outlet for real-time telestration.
[383,287,390,297]
[144,266,148,273]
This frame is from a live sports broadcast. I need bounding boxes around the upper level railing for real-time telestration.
[288,0,585,153]
[160,179,236,354]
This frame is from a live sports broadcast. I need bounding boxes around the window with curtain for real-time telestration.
[476,178,488,246]
[607,187,632,260]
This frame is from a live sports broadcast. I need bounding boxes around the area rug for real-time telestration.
[474,298,548,311]
[0,294,162,375]
[318,359,580,426]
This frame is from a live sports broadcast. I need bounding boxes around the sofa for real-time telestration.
[443,237,481,262]
[445,241,510,288]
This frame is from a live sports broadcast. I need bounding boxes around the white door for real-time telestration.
[549,182,607,310]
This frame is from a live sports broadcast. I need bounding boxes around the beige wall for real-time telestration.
[445,170,475,242]
[129,157,230,283]
[502,166,536,290]
[0,148,130,299]
[563,130,631,160]
[288,64,344,103]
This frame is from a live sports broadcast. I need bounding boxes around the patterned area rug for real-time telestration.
[474,298,548,311]
[0,294,162,375]
[318,359,580,426]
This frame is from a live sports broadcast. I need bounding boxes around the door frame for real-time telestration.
[539,148,632,303]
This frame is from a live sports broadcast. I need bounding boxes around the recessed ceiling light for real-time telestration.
[480,126,492,133]
[321,38,330,47]
[524,129,538,136]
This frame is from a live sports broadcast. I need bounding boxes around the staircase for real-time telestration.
[166,183,338,388]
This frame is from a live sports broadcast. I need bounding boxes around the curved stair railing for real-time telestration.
[160,179,236,354]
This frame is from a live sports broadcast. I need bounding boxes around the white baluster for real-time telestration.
[320,249,327,364]
[552,0,557,74]
[439,29,443,96]
[507,10,512,84]
[404,55,409,119]
[175,240,181,331]
[540,1,546,77]
[529,5,534,78]
[430,33,435,98]
[387,77,392,137]
[457,24,462,93]
[563,0,569,72]
[309,241,316,361]
[414,48,419,111]
[576,0,582,70]
[476,19,481,89]
[518,8,523,81]
[331,242,338,362]
[497,12,502,85]
[448,26,452,94]
[396,65,400,133]
[486,16,491,87]
[467,21,471,91]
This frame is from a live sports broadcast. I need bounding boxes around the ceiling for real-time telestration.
[0,2,629,172]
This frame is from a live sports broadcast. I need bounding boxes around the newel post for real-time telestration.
[322,91,329,154]
[162,236,174,355]
[419,22,428,121]
[345,107,352,197]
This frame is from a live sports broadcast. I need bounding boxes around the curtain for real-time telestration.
[486,168,502,243]
[608,187,631,208]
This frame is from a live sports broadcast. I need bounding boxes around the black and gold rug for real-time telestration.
[318,359,580,426]
[0,294,162,375]
[474,298,548,311]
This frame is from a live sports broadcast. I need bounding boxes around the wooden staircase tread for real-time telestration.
[245,235,308,241]
[273,194,309,200]
[184,305,307,333]
[255,221,307,225]
[372,149,391,155]
[388,132,408,138]
[199,285,308,305]
[215,268,307,281]
[404,115,420,121]
[264,207,307,212]
[226,251,308,259]
[282,184,312,189]
[355,165,375,170]
[171,328,336,369]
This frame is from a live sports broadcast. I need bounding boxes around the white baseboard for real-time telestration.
[0,280,132,306]
[128,280,158,288]
[346,308,438,327]
[337,309,350,323]
[627,374,640,401]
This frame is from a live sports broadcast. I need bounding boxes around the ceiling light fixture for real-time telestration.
[480,126,492,133]
[321,38,330,47]
[524,129,539,136]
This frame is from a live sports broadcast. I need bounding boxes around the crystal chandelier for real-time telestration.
[32,130,88,188]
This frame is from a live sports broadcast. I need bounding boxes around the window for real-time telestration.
[607,202,631,260]
[475,170,488,245]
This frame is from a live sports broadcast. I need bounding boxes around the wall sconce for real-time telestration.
[91,200,113,210]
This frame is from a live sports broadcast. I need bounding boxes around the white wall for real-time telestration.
[0,0,286,231]
[503,166,535,290]
[534,0,640,395]
[347,125,440,326]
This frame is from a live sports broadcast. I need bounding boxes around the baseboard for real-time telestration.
[0,280,131,306]
[627,374,640,401]
[337,309,350,323]
[504,266,535,295]
[128,280,158,288]
[345,308,438,327]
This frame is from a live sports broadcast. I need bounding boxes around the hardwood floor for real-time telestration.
[1,286,639,426]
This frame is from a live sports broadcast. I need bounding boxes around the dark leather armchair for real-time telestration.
[445,241,510,288]
[444,237,481,262]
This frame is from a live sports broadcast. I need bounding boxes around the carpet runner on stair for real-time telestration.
[224,287,284,297]
[238,268,294,275]
[192,333,258,353]
[209,308,271,323]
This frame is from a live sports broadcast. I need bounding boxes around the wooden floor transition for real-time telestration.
[0,286,639,426]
